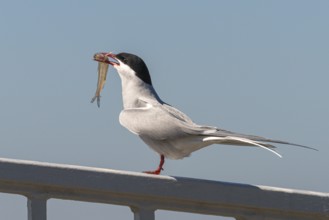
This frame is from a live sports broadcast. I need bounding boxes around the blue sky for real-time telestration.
[0,1,328,219]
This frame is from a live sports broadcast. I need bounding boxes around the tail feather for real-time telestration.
[203,136,282,158]
[185,125,318,156]
[226,136,282,158]
[212,128,318,151]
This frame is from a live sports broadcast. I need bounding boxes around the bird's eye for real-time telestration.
[117,55,127,63]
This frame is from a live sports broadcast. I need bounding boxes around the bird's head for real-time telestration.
[94,52,152,85]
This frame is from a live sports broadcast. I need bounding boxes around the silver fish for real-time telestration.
[91,53,109,107]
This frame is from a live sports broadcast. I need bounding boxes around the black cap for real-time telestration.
[116,53,152,85]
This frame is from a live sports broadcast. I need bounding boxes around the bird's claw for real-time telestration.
[143,167,163,175]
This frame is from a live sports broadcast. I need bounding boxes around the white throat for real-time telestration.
[114,62,161,109]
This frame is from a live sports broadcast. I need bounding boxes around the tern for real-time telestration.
[94,52,316,175]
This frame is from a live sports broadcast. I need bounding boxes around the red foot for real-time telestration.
[143,169,163,175]
[143,155,165,175]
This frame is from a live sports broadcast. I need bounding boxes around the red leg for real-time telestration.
[144,155,165,175]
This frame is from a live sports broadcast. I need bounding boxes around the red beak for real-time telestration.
[93,52,119,66]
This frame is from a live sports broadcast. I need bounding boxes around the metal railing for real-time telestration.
[0,157,328,220]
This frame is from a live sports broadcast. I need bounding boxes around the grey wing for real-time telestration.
[157,104,278,153]
[160,103,196,124]
[137,98,196,124]
[159,102,314,149]
[119,104,193,140]
[160,105,317,155]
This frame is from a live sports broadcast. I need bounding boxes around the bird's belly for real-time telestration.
[139,135,209,159]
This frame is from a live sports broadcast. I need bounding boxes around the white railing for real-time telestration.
[0,157,328,220]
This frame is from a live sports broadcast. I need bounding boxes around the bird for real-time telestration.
[94,52,316,175]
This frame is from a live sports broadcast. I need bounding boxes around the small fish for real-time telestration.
[91,53,109,107]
